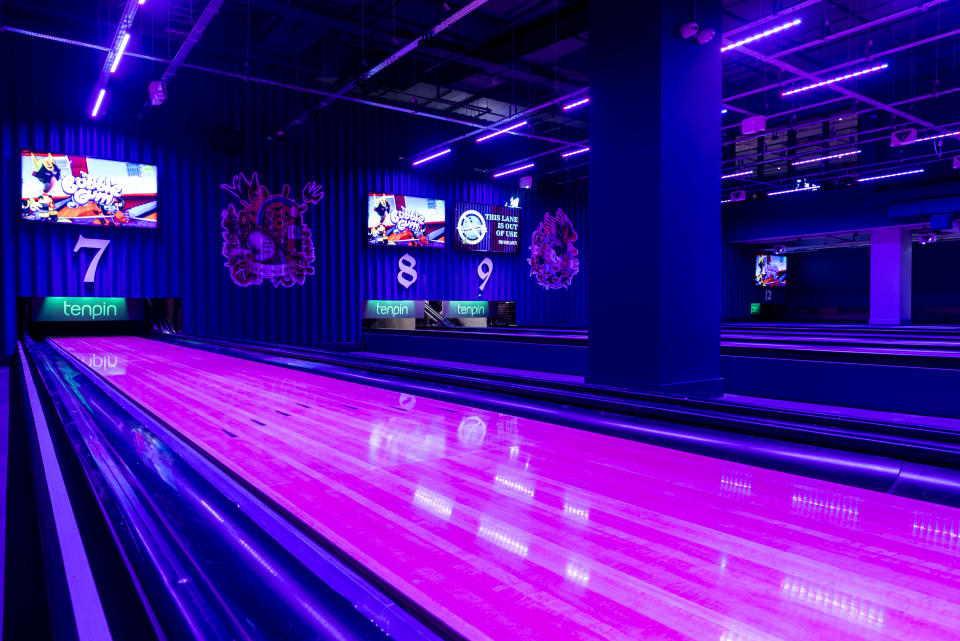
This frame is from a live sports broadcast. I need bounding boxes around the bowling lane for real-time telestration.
[53,336,960,641]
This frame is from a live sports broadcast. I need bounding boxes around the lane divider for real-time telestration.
[17,342,113,641]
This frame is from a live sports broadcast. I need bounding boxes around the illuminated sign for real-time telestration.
[32,297,143,322]
[363,300,424,319]
[454,203,520,253]
[751,302,762,314]
[442,300,493,319]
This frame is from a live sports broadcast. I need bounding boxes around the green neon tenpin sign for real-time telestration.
[363,300,423,319]
[442,300,490,318]
[35,297,130,322]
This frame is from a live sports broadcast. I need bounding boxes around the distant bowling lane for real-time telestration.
[53,336,960,641]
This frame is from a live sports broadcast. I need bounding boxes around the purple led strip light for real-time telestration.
[792,149,861,166]
[721,18,802,53]
[768,184,820,196]
[857,168,924,182]
[110,33,131,73]
[782,63,888,96]
[562,97,590,111]
[493,163,535,178]
[91,89,107,117]
[911,131,960,144]
[411,148,451,166]
[476,121,528,143]
[721,169,752,179]
[562,147,589,158]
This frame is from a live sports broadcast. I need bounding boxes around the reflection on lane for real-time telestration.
[52,336,960,641]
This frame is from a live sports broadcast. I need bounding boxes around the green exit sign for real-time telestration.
[751,303,762,315]
[33,297,137,322]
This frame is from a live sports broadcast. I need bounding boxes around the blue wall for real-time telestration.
[0,34,588,356]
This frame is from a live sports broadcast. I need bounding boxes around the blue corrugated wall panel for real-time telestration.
[0,33,588,355]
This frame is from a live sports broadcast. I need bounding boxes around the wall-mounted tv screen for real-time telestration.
[755,254,787,286]
[367,193,445,248]
[21,151,158,228]
[453,202,520,253]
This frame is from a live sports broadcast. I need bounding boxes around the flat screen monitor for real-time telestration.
[453,202,520,253]
[21,150,158,228]
[367,193,445,248]
[755,254,787,286]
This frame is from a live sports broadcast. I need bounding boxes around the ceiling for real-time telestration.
[2,0,958,193]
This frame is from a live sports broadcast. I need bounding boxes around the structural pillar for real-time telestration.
[587,0,722,395]
[869,228,912,325]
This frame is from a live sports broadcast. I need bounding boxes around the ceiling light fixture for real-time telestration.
[857,168,924,182]
[722,18,802,53]
[782,63,888,97]
[722,169,752,179]
[91,89,107,117]
[110,33,131,73]
[792,149,861,166]
[411,148,452,166]
[768,183,820,196]
[476,120,528,143]
[562,147,590,158]
[562,97,590,111]
[493,163,535,178]
[911,131,960,144]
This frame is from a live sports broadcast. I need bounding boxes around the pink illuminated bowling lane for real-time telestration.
[53,336,960,641]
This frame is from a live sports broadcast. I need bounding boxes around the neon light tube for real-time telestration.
[857,168,924,182]
[768,184,820,196]
[92,89,106,117]
[476,121,527,143]
[563,97,590,111]
[562,147,589,158]
[722,19,802,53]
[110,33,131,73]
[782,63,890,95]
[411,148,451,166]
[493,163,534,178]
[721,108,728,114]
[912,131,960,144]
[792,149,861,166]
[721,169,752,179]
[782,63,888,96]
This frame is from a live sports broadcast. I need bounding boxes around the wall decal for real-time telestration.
[397,253,418,289]
[477,257,494,293]
[73,235,111,284]
[220,172,323,287]
[528,208,580,290]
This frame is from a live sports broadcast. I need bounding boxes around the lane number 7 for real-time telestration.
[74,235,111,284]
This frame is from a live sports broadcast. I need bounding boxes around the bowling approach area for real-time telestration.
[6,1,960,640]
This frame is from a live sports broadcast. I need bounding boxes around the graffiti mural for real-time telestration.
[528,208,580,290]
[220,172,323,287]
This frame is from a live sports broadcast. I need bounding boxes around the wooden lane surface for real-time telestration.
[53,336,960,641]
